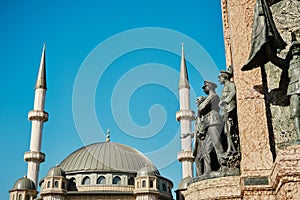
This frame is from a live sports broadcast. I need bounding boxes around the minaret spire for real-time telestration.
[35,43,47,90]
[176,44,194,179]
[24,44,48,187]
[179,43,189,88]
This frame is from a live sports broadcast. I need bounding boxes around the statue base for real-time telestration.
[182,175,241,200]
[180,146,300,200]
[191,168,240,183]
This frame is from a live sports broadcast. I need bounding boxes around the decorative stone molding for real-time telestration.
[28,110,48,122]
[24,151,45,163]
[176,110,195,121]
[177,151,194,162]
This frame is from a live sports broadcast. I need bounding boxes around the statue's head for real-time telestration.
[196,96,206,106]
[218,70,231,84]
[202,80,217,94]
[290,41,300,56]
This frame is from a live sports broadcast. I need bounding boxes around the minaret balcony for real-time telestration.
[28,110,48,122]
[24,151,45,162]
[176,110,195,121]
[177,151,194,162]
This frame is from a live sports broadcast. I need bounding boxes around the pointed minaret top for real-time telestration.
[179,43,189,88]
[35,43,47,90]
[106,129,110,142]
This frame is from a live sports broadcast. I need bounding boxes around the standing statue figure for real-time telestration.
[242,0,287,71]
[193,96,206,176]
[285,41,300,144]
[218,70,239,154]
[197,81,225,173]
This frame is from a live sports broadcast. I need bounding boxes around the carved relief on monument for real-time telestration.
[265,1,300,150]
[239,0,300,156]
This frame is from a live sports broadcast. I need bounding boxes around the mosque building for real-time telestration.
[8,44,175,200]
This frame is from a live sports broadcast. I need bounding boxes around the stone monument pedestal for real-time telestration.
[182,176,241,200]
[270,145,300,199]
[181,146,300,200]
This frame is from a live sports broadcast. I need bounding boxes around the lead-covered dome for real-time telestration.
[47,165,66,177]
[60,142,159,175]
[13,176,35,190]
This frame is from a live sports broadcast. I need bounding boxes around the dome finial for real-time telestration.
[106,129,110,142]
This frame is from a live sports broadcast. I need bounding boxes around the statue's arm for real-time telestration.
[223,83,236,104]
[198,95,212,111]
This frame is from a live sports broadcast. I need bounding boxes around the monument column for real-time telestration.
[221,0,273,178]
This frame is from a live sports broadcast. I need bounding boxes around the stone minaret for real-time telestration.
[176,44,194,179]
[24,44,48,187]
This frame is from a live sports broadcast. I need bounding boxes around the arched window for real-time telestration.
[47,181,51,188]
[128,177,134,185]
[149,180,153,188]
[18,194,22,200]
[82,176,91,185]
[54,180,59,188]
[137,181,139,188]
[68,177,77,191]
[112,176,121,185]
[97,176,106,184]
[162,183,167,191]
[142,180,146,187]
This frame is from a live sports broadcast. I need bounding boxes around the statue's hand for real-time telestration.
[219,100,226,107]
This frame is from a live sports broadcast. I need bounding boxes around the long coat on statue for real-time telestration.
[242,0,286,71]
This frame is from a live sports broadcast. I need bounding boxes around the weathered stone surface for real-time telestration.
[270,145,300,199]
[222,0,274,177]
[182,176,241,200]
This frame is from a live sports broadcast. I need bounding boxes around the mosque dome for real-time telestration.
[60,142,160,175]
[13,177,35,190]
[137,165,159,177]
[47,165,66,177]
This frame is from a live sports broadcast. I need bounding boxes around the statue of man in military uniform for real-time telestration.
[218,70,239,154]
[197,81,225,173]
[285,41,300,144]
[193,96,206,176]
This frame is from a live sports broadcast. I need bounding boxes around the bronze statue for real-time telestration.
[193,96,206,176]
[286,41,300,144]
[218,70,239,154]
[197,81,224,173]
[242,0,287,71]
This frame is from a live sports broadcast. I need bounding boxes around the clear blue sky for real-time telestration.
[0,0,225,198]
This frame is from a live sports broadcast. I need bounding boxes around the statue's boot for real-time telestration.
[203,154,212,174]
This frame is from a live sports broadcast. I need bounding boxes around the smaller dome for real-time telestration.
[13,176,35,190]
[178,176,192,190]
[47,165,66,177]
[137,165,159,177]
